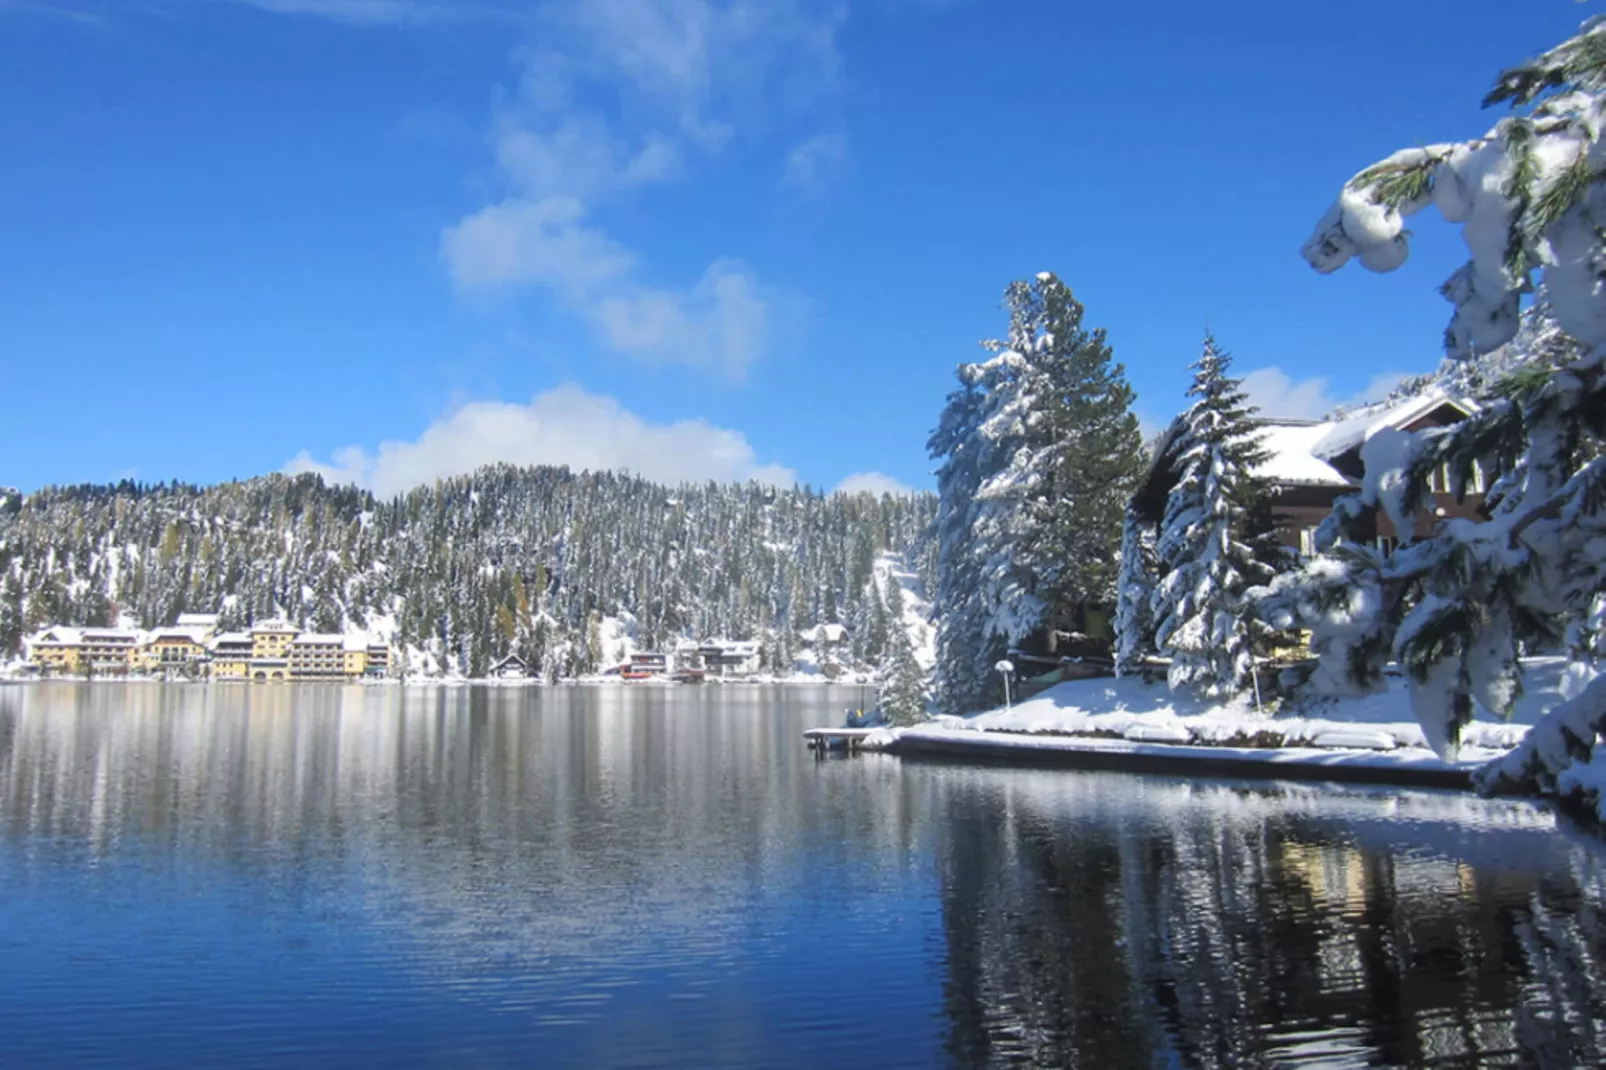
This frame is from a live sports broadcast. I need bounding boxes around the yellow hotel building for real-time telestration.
[24,617,392,683]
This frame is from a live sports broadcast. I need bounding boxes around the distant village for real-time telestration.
[14,615,858,684]
[21,615,394,682]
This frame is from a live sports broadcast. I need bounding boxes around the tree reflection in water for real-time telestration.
[932,773,1606,1068]
[1,682,1603,1068]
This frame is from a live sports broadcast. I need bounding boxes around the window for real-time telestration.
[1298,527,1317,558]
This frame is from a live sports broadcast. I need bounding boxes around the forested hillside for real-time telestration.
[0,466,937,678]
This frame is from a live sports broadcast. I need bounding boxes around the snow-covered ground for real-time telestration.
[864,659,1597,783]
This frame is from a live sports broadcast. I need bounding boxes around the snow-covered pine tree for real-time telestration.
[1150,336,1273,700]
[929,352,1012,714]
[1264,19,1606,776]
[972,274,1143,643]
[1113,505,1158,676]
[879,615,929,727]
[929,273,1141,713]
[1017,280,1145,620]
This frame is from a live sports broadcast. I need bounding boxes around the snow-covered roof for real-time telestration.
[1313,390,1475,460]
[1249,390,1476,490]
[1250,423,1352,488]
[80,629,142,642]
[28,627,83,646]
[175,613,219,628]
[149,626,211,643]
[342,635,370,652]
[697,638,760,653]
[251,619,299,634]
[211,632,252,647]
[800,623,849,644]
[701,639,760,655]
[290,633,345,646]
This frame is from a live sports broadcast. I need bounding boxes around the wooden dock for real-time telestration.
[803,727,880,755]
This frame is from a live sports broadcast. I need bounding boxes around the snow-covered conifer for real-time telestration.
[1150,337,1273,700]
[879,620,929,727]
[1302,17,1606,360]
[1113,506,1158,676]
[930,273,1141,712]
[1271,19,1606,771]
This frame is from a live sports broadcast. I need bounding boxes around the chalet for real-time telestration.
[1132,390,1484,557]
[626,651,669,677]
[491,653,529,679]
[695,640,761,678]
[800,623,849,652]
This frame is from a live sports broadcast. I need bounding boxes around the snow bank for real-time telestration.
[955,660,1584,754]
[874,660,1598,783]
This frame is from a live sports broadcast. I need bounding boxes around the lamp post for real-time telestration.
[995,659,1015,709]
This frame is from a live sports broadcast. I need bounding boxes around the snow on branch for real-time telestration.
[1301,18,1606,360]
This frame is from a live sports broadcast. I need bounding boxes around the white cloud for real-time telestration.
[494,115,681,202]
[283,384,797,499]
[834,471,915,497]
[440,2,847,378]
[1240,367,1412,421]
[441,196,634,292]
[217,0,445,24]
[0,0,103,23]
[555,0,844,144]
[442,200,769,376]
[781,130,849,195]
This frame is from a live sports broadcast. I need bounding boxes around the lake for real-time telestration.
[1,681,1603,1068]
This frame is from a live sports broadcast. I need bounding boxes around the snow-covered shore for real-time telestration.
[863,659,1596,790]
[0,669,871,688]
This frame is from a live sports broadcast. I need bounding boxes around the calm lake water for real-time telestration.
[1,682,1604,1069]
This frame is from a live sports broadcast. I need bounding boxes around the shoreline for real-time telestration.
[875,724,1485,791]
[0,674,871,688]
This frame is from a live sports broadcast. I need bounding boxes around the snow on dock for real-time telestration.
[885,724,1483,790]
[804,660,1597,791]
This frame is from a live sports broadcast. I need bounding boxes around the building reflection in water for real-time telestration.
[930,770,1606,1068]
[1,682,1603,1067]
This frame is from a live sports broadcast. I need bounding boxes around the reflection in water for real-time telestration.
[932,773,1606,1068]
[0,682,1603,1068]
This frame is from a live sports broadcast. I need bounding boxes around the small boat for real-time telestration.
[621,670,656,681]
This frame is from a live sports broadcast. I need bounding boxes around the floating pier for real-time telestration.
[803,727,880,755]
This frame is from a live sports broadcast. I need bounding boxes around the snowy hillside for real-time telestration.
[0,465,938,680]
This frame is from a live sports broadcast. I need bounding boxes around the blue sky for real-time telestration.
[0,0,1592,496]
